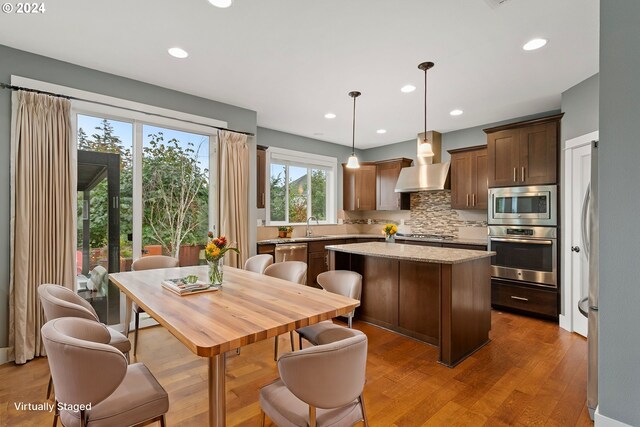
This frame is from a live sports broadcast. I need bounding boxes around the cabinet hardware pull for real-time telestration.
[513,168,517,182]
[472,194,476,206]
[357,198,360,209]
[521,166,525,182]
[261,193,265,205]
[466,194,469,206]
[510,296,529,302]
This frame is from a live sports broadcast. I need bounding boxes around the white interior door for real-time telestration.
[570,144,591,337]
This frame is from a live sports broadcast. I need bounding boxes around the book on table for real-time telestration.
[161,278,213,295]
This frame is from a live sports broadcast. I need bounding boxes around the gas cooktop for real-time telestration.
[396,233,455,241]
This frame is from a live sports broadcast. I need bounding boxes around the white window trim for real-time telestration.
[265,147,337,225]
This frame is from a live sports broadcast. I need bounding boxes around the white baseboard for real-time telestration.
[596,406,633,427]
[559,314,571,332]
[0,347,11,365]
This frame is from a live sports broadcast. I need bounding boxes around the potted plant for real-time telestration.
[383,223,398,243]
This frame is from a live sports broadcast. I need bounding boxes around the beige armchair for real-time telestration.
[244,254,274,274]
[41,317,169,427]
[260,329,369,427]
[264,261,308,360]
[296,270,362,349]
[38,284,132,399]
[130,255,179,355]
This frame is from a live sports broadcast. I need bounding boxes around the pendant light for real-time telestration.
[417,61,435,157]
[346,91,361,169]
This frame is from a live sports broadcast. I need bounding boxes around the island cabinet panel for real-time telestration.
[440,258,492,366]
[357,255,399,329]
[397,261,440,345]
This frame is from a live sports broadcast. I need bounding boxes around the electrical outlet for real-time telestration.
[367,219,372,225]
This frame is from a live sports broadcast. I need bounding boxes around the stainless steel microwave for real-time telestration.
[488,185,557,226]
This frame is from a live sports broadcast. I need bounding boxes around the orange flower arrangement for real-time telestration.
[204,232,239,262]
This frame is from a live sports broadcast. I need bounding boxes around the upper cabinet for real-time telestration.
[484,113,563,187]
[376,158,413,210]
[256,146,267,208]
[343,163,377,211]
[448,146,488,210]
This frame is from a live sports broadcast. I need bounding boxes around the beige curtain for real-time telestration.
[218,130,249,268]
[9,91,75,364]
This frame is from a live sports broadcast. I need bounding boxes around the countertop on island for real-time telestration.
[257,234,488,247]
[326,242,495,264]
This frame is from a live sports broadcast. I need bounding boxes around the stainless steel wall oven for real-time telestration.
[489,226,557,288]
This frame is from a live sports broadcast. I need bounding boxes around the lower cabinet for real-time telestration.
[307,240,346,287]
[491,279,559,318]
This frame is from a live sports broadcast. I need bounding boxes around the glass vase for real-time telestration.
[208,258,224,286]
[385,234,395,243]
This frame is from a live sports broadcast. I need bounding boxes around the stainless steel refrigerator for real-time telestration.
[578,138,599,419]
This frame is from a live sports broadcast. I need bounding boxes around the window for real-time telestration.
[266,147,337,224]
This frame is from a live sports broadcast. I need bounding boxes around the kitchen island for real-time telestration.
[327,242,495,367]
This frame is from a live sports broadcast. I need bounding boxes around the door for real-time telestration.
[472,150,488,209]
[451,152,472,209]
[488,130,520,187]
[355,165,377,210]
[570,144,591,337]
[519,123,558,185]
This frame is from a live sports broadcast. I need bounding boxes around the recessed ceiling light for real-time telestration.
[324,113,336,119]
[401,84,416,93]
[168,47,189,59]
[208,0,233,8]
[450,109,463,116]
[376,129,387,134]
[523,38,548,51]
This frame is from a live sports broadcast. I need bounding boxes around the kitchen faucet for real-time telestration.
[306,216,319,237]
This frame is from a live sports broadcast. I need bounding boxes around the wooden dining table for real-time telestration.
[109,265,360,427]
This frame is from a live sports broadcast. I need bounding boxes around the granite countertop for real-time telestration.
[326,242,495,264]
[256,234,382,244]
[256,234,488,246]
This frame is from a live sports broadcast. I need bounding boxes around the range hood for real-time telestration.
[395,131,451,193]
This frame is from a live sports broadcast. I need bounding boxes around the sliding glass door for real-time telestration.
[74,111,216,324]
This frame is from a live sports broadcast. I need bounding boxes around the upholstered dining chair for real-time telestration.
[41,317,169,427]
[296,270,362,350]
[38,284,132,399]
[259,329,369,427]
[244,254,274,275]
[130,255,179,355]
[264,261,308,360]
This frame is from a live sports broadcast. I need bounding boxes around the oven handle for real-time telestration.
[490,237,554,245]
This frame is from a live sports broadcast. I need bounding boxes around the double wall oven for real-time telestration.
[488,185,558,289]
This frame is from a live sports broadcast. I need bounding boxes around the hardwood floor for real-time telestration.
[0,310,592,426]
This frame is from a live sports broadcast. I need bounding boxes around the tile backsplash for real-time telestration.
[410,191,487,236]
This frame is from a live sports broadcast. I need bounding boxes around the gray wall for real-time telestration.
[599,1,640,424]
[0,44,258,349]
[256,127,364,216]
[561,73,599,145]
[362,111,560,164]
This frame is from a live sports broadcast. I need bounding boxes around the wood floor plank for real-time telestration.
[0,310,593,427]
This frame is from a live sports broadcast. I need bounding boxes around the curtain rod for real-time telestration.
[0,82,255,137]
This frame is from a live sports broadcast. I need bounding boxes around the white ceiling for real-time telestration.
[0,0,599,148]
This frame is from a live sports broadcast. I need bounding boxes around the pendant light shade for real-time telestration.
[418,61,435,158]
[346,91,361,169]
[346,155,360,169]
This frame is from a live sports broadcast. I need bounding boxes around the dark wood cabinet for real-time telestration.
[343,163,377,211]
[256,146,267,208]
[376,158,412,210]
[485,114,563,188]
[307,239,346,287]
[448,146,488,210]
[491,279,558,319]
